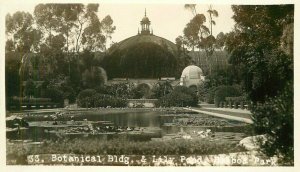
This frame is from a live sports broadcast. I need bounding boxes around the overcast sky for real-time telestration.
[3,3,235,44]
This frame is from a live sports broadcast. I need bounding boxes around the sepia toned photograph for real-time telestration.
[3,1,294,167]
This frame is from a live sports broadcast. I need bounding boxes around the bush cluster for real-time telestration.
[221,96,248,109]
[213,85,242,107]
[77,89,127,108]
[156,86,198,107]
[251,82,293,165]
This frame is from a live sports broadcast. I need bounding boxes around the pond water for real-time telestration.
[7,109,251,143]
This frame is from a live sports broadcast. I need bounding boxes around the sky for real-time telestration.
[2,3,236,45]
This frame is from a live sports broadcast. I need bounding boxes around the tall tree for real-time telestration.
[183,13,211,72]
[215,32,226,50]
[34,4,59,48]
[183,13,209,51]
[207,5,218,36]
[227,5,294,164]
[52,4,85,75]
[182,4,220,75]
[6,12,41,53]
[81,4,106,51]
[101,15,116,51]
[52,4,84,53]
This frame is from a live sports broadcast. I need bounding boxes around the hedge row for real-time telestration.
[155,86,198,107]
[77,89,128,108]
[7,97,61,110]
[218,96,250,109]
[213,85,242,107]
[10,97,52,103]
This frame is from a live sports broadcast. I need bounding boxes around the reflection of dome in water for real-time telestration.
[102,9,183,79]
[180,65,204,88]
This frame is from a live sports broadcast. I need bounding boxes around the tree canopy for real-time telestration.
[5,3,116,100]
[226,5,294,164]
[227,5,293,102]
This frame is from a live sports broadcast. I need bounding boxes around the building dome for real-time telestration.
[101,34,182,79]
[101,9,191,79]
[181,65,203,79]
[180,65,204,88]
[109,34,178,55]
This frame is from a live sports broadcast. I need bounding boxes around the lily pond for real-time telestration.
[7,108,250,141]
[6,108,253,165]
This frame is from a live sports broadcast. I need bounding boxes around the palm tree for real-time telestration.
[207,5,219,35]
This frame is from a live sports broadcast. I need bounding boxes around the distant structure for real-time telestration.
[102,9,205,98]
[102,9,183,79]
[180,65,205,89]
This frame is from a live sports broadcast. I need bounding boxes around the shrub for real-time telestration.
[205,87,217,104]
[150,81,173,99]
[93,93,127,108]
[24,79,36,97]
[77,89,127,108]
[44,87,64,104]
[156,86,198,107]
[60,85,76,103]
[214,85,242,107]
[251,82,293,165]
[131,84,151,99]
[224,96,247,108]
[77,89,97,107]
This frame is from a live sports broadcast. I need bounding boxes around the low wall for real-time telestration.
[127,99,158,108]
[7,97,62,110]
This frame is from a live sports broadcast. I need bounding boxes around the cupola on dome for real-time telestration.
[141,16,150,23]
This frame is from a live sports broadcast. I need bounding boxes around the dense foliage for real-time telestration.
[156,86,198,107]
[213,85,242,107]
[77,89,127,108]
[41,75,76,103]
[228,5,293,102]
[197,64,242,104]
[76,89,97,107]
[251,82,293,164]
[227,5,294,164]
[178,5,223,75]
[5,52,21,98]
[5,4,115,105]
[150,81,173,99]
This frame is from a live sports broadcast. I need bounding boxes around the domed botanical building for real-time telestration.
[101,10,187,79]
[180,65,205,88]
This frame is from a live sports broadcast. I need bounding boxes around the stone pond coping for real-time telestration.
[183,108,253,124]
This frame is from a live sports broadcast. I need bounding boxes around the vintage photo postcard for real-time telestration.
[1,0,297,170]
